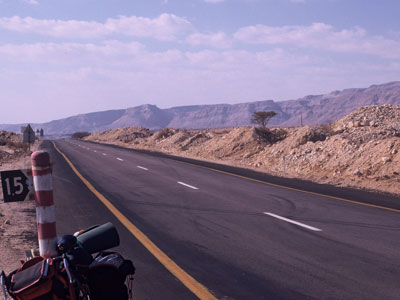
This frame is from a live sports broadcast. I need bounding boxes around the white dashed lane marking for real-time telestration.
[137,166,149,171]
[177,182,198,190]
[264,212,322,232]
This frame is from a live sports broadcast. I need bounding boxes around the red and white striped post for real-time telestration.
[31,151,57,257]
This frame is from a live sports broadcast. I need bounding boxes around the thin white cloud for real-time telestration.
[186,32,232,49]
[204,0,226,3]
[0,38,399,124]
[234,23,400,59]
[0,14,192,41]
[0,40,310,71]
[24,0,39,4]
[0,41,146,66]
[0,44,316,118]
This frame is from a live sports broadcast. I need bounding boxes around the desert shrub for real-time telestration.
[0,138,6,146]
[0,150,11,159]
[298,128,327,145]
[254,127,287,144]
[185,133,210,146]
[118,129,151,143]
[132,131,151,139]
[15,142,28,150]
[298,123,338,146]
[317,122,337,136]
[251,111,277,128]
[72,131,90,139]
[6,141,28,151]
[179,132,210,150]
[175,133,190,144]
[273,128,288,141]
[116,133,131,143]
[153,128,175,140]
[6,140,16,148]
[118,134,133,143]
[180,144,189,151]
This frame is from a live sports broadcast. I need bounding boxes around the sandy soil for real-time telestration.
[0,138,40,275]
[85,105,400,196]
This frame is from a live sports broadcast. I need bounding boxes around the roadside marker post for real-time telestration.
[31,151,58,257]
[282,156,286,174]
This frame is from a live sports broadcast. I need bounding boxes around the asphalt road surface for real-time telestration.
[44,139,400,300]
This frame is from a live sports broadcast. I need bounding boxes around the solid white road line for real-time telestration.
[94,150,97,153]
[117,158,124,161]
[102,153,107,156]
[137,166,149,171]
[263,212,322,232]
[177,182,199,190]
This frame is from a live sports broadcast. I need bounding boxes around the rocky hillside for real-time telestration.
[1,81,400,134]
[84,105,400,195]
[0,131,27,165]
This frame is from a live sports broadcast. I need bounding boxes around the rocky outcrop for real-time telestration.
[0,131,27,165]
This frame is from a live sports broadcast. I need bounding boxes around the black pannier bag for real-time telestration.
[7,257,65,300]
[88,252,135,300]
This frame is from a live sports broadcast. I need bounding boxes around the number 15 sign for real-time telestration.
[0,169,35,203]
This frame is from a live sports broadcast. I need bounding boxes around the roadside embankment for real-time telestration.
[84,105,400,196]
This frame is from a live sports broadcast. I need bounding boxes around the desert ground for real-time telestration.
[85,105,400,196]
[0,131,38,275]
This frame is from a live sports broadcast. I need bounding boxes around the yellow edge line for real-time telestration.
[52,142,218,300]
[175,159,400,214]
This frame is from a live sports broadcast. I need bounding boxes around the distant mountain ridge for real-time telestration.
[1,81,400,134]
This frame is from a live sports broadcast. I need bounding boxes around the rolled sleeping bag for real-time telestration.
[76,222,120,254]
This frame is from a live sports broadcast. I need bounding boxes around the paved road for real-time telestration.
[46,139,400,300]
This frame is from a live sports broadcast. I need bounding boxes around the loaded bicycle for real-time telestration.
[0,223,135,300]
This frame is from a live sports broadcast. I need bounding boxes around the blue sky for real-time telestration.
[0,0,399,123]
